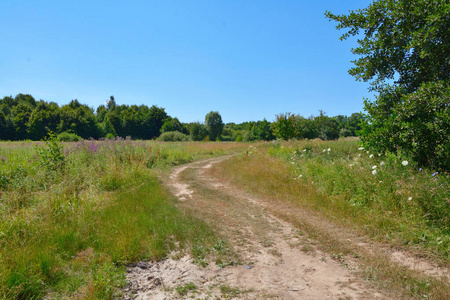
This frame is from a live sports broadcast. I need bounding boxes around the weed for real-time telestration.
[176,282,196,296]
[220,285,240,298]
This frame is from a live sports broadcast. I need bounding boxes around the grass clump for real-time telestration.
[176,282,196,296]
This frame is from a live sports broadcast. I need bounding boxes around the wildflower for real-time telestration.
[358,147,364,150]
[372,165,377,169]
[369,154,374,158]
[408,197,412,201]
[402,160,409,166]
[327,148,331,152]
[419,168,422,171]
[88,143,98,153]
[380,161,385,166]
[0,156,5,163]
[432,172,438,176]
[323,149,326,152]
[372,170,377,175]
[303,149,307,152]
[298,174,302,178]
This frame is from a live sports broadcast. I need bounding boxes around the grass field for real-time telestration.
[1,137,449,299]
[0,138,245,299]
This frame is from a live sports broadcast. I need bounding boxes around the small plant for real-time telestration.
[176,282,196,296]
[220,285,240,298]
[34,131,66,173]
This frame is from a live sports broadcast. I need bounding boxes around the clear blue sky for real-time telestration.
[1,0,374,124]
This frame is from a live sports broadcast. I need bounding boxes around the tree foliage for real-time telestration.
[205,111,224,141]
[326,0,450,170]
[325,1,450,93]
[0,95,169,141]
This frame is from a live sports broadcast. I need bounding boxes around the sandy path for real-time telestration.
[123,156,398,299]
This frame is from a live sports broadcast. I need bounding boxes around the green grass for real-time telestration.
[0,139,245,299]
[268,138,450,258]
[219,139,450,260]
[212,139,450,299]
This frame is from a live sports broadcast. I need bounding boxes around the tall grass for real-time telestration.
[0,138,245,299]
[219,139,450,259]
[213,139,450,298]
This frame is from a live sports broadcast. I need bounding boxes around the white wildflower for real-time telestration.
[358,147,364,150]
[372,165,377,169]
[408,197,412,201]
[369,154,374,158]
[327,148,331,152]
[323,149,326,152]
[303,149,307,152]
[402,160,409,166]
[380,161,385,166]
[372,170,377,175]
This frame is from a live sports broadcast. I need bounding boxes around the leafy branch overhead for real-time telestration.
[325,1,450,92]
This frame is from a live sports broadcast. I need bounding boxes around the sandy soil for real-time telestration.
[123,156,448,299]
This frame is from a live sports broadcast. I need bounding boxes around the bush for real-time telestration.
[339,128,352,138]
[57,131,82,142]
[158,131,191,142]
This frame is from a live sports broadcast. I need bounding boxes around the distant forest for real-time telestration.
[0,94,364,142]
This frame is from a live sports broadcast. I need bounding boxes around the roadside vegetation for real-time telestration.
[0,136,244,299]
[213,139,450,299]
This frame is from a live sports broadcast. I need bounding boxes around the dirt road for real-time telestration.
[124,156,446,299]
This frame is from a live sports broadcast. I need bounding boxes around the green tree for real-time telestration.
[205,111,224,141]
[272,113,297,140]
[188,122,208,141]
[160,117,185,134]
[58,100,100,139]
[326,1,450,170]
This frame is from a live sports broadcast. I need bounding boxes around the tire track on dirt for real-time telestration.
[124,156,390,299]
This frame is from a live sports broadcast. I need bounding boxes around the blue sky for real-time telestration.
[1,0,374,123]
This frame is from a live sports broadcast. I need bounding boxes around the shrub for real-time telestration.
[57,131,82,142]
[35,131,66,172]
[158,131,191,142]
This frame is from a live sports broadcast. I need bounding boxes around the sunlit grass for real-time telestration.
[0,139,246,299]
[212,138,450,299]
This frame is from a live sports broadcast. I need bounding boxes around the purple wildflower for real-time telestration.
[88,143,98,153]
[1,156,6,163]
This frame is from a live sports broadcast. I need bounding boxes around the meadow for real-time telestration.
[0,137,245,299]
[1,137,449,299]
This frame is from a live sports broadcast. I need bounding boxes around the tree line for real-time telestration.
[0,94,363,142]
[0,95,168,141]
